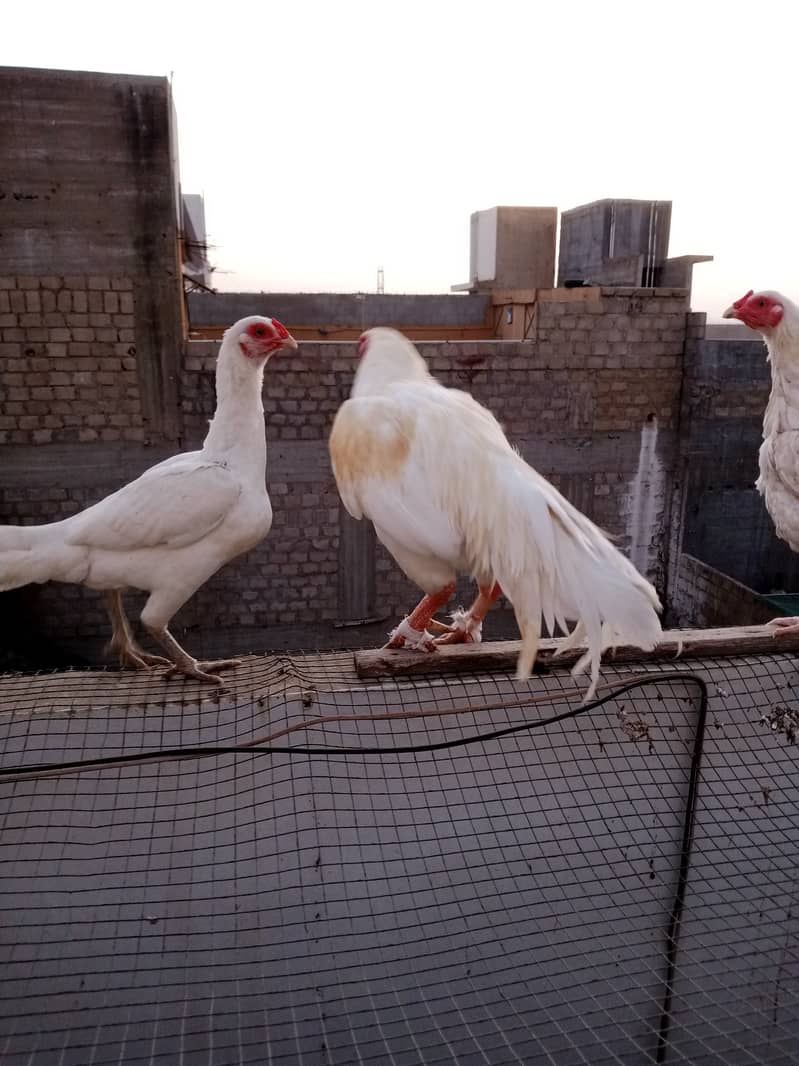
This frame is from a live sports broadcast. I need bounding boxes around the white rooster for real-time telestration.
[723,289,799,635]
[0,315,298,682]
[329,327,662,696]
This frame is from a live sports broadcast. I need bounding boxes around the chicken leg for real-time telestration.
[770,616,799,636]
[432,582,503,645]
[385,583,457,650]
[141,623,242,685]
[135,587,242,685]
[105,590,171,671]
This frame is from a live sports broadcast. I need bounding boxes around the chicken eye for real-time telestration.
[759,300,765,308]
[254,326,265,337]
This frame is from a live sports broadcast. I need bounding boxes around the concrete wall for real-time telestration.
[669,554,775,629]
[557,199,671,288]
[676,328,799,593]
[0,67,183,442]
[0,287,688,667]
[187,292,492,336]
[468,206,557,290]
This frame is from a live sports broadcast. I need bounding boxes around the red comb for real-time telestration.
[733,290,754,309]
[272,318,289,339]
[357,334,369,357]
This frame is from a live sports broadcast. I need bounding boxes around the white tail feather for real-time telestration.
[458,457,662,693]
[0,525,58,591]
[516,621,541,681]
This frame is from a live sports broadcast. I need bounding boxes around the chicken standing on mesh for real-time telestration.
[0,316,298,683]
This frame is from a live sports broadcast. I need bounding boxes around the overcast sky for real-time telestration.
[4,0,797,320]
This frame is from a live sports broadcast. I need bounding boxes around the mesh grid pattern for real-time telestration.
[1,652,797,1065]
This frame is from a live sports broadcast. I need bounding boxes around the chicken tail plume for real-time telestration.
[0,525,57,592]
[458,459,662,698]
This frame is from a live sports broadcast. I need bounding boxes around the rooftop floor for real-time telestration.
[1,632,798,1064]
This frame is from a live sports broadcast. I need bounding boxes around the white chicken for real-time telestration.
[0,315,298,682]
[723,289,799,635]
[329,327,662,696]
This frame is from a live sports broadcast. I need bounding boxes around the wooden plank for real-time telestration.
[187,326,495,342]
[354,625,799,680]
[489,288,539,305]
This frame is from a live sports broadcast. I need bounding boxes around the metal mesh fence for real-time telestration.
[0,651,797,1065]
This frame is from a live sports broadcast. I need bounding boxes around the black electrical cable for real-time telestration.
[0,671,705,775]
[656,671,709,1063]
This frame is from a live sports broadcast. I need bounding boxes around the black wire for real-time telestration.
[0,671,705,776]
[656,671,709,1063]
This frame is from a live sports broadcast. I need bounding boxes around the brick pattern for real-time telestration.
[535,292,686,431]
[670,553,774,629]
[685,312,706,341]
[173,290,687,634]
[188,484,343,631]
[683,359,771,422]
[181,341,352,447]
[0,275,142,444]
[681,324,770,424]
[2,287,696,661]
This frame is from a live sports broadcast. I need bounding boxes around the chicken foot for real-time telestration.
[433,583,503,646]
[770,616,799,636]
[385,583,457,650]
[140,622,242,685]
[105,590,171,671]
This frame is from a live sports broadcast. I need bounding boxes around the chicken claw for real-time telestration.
[115,647,172,671]
[433,607,483,646]
[105,591,172,672]
[162,657,242,685]
[385,618,437,652]
[769,617,799,636]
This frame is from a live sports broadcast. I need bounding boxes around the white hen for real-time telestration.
[723,289,799,635]
[329,327,662,696]
[0,315,298,682]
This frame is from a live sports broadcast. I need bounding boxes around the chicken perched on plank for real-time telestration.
[723,289,799,635]
[329,327,662,697]
[0,316,297,682]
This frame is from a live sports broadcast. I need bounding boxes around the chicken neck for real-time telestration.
[202,348,268,476]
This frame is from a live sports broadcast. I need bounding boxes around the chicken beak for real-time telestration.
[722,305,739,320]
[282,335,299,351]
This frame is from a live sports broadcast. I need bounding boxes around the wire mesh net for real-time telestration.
[0,650,797,1065]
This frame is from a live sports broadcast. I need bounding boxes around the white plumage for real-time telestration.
[723,289,799,634]
[0,315,298,682]
[329,327,662,696]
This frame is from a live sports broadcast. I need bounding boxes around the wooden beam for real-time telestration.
[187,326,496,342]
[489,288,539,305]
[354,625,799,680]
[537,287,602,304]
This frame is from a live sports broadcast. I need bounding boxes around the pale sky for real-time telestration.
[4,0,798,320]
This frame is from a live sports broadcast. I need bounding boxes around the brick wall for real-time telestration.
[183,287,687,629]
[670,553,774,629]
[1,287,690,666]
[1,68,184,444]
[0,275,143,446]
